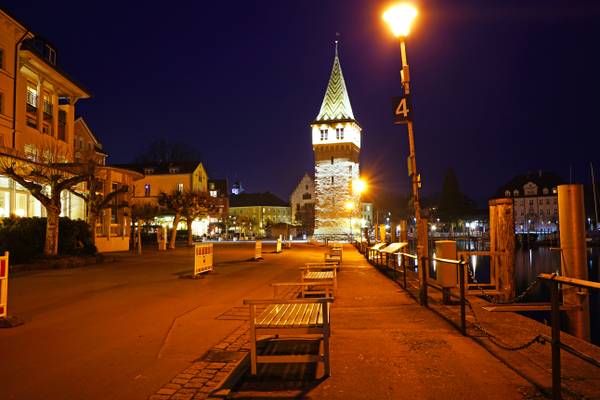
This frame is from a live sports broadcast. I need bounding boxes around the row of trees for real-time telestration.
[0,148,217,258]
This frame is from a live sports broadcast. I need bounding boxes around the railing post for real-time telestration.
[402,254,407,290]
[420,255,428,307]
[549,279,562,400]
[392,253,397,281]
[459,256,466,336]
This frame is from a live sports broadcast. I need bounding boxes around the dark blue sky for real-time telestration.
[5,0,600,203]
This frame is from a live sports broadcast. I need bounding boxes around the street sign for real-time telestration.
[392,94,412,124]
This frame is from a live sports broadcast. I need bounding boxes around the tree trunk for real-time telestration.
[44,206,61,256]
[169,214,181,250]
[89,212,98,247]
[187,218,194,247]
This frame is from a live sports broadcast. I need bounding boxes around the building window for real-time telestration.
[26,85,37,109]
[331,176,334,184]
[0,48,4,70]
[336,127,344,140]
[0,91,3,115]
[42,93,53,119]
[210,190,217,197]
[320,129,328,141]
[169,167,180,173]
[177,183,184,192]
[529,200,534,206]
[144,168,154,175]
[42,123,51,135]
[144,184,151,197]
[513,190,519,196]
[302,193,311,200]
[331,156,334,165]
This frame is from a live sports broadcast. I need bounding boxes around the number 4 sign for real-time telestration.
[392,94,412,124]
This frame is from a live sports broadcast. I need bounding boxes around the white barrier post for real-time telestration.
[254,240,263,260]
[157,226,167,251]
[0,252,8,319]
[194,243,214,276]
[276,236,282,253]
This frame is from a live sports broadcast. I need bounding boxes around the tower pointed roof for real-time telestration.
[315,42,355,123]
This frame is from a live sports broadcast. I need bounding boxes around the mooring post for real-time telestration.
[557,184,591,341]
[489,198,515,302]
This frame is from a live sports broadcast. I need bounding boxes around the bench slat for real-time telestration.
[269,303,293,326]
[309,303,321,326]
[299,303,315,327]
[257,304,284,326]
[272,303,297,327]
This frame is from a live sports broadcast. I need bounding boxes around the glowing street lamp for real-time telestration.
[383,2,426,304]
[352,178,367,195]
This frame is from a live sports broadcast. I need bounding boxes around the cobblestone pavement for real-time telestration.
[150,324,251,400]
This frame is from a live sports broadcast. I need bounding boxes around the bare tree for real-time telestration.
[0,147,93,256]
[158,190,186,249]
[130,203,159,254]
[159,190,216,248]
[135,139,200,165]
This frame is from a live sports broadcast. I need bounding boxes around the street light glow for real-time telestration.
[353,178,367,195]
[345,200,355,211]
[383,3,418,38]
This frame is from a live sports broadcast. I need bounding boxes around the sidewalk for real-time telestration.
[231,245,541,399]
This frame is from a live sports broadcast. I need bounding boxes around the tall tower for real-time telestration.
[312,43,362,238]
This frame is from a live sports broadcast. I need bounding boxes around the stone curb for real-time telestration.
[150,323,251,400]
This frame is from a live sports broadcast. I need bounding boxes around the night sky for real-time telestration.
[5,0,600,204]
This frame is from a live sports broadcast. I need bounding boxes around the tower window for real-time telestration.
[320,129,328,141]
[336,128,344,140]
[331,176,334,184]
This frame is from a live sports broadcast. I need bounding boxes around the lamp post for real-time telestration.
[384,3,427,304]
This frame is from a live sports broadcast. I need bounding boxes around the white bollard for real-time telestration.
[255,240,263,260]
[194,243,214,275]
[276,236,282,253]
[157,226,167,251]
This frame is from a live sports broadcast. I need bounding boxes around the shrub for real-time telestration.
[0,217,96,264]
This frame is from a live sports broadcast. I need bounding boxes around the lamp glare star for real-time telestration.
[383,3,418,37]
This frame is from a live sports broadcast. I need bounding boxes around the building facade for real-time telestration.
[290,173,315,235]
[311,44,362,238]
[229,192,291,238]
[495,171,562,233]
[0,9,90,220]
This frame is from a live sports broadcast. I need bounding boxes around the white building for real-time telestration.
[311,43,362,239]
[495,171,562,233]
[290,173,315,235]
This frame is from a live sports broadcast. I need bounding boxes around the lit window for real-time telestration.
[320,129,328,141]
[144,184,151,197]
[336,127,344,140]
[210,190,217,197]
[177,183,184,192]
[26,85,37,108]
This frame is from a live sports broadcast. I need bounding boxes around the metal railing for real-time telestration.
[537,273,600,400]
[429,255,467,335]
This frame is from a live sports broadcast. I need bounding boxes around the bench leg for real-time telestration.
[323,331,330,377]
[249,306,257,375]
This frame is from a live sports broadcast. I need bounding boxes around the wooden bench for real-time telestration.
[271,282,334,299]
[301,265,337,293]
[243,298,333,376]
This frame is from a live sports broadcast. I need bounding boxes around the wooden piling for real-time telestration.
[557,184,591,341]
[488,198,516,302]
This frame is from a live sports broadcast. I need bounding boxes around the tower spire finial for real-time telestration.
[335,32,340,56]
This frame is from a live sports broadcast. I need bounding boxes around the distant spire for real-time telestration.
[315,41,355,122]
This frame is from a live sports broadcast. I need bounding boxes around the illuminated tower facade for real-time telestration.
[311,44,362,238]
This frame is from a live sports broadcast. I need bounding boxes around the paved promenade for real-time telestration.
[228,245,541,399]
